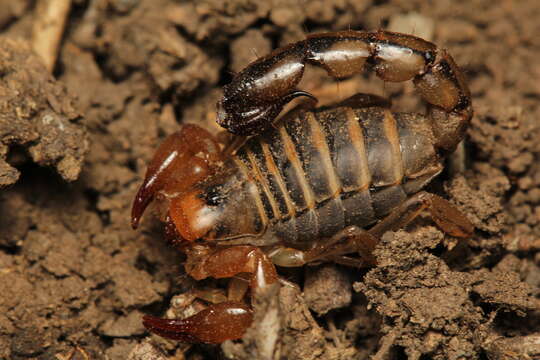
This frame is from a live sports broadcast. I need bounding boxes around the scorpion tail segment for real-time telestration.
[216,89,317,136]
[131,125,223,229]
[216,40,308,135]
[143,302,253,344]
[414,50,473,152]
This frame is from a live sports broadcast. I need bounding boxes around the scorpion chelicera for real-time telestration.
[131,30,474,344]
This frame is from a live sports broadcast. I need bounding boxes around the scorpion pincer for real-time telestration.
[131,30,474,344]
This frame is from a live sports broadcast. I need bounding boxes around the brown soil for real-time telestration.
[1,0,539,359]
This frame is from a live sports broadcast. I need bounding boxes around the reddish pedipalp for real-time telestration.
[131,125,223,229]
[143,301,253,344]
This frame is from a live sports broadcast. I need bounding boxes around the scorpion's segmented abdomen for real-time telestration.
[235,106,442,248]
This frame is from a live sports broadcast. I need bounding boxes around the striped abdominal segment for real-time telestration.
[234,105,442,249]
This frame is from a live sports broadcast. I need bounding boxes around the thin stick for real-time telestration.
[32,0,72,73]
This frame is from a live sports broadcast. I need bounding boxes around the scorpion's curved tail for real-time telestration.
[216,30,473,154]
[414,49,473,154]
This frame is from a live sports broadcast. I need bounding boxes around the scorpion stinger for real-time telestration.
[217,88,318,136]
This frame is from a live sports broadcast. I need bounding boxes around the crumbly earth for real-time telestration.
[1,0,539,359]
[0,37,87,188]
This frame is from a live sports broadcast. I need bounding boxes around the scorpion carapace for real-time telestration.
[132,30,474,344]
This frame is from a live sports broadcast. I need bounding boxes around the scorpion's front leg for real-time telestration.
[143,245,278,343]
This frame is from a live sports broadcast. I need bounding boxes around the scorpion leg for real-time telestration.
[187,245,279,289]
[314,190,474,263]
[221,134,247,156]
[270,191,472,267]
[131,125,223,229]
[269,226,378,267]
[227,275,250,302]
[143,246,278,343]
[368,191,474,239]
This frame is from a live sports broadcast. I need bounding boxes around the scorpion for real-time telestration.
[131,30,474,344]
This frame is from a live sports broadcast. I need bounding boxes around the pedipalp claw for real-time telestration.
[143,301,253,344]
[142,315,200,342]
[131,125,222,229]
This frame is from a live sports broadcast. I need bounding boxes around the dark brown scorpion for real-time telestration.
[131,30,474,344]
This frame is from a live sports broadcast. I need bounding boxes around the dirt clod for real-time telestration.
[0,37,87,187]
[304,264,352,315]
[483,333,540,360]
[355,227,536,360]
[128,342,168,360]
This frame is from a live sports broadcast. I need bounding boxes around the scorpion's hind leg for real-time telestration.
[368,191,474,239]
[143,246,279,343]
[131,124,223,229]
[270,191,473,268]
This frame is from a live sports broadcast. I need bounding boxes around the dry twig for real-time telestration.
[32,0,72,72]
